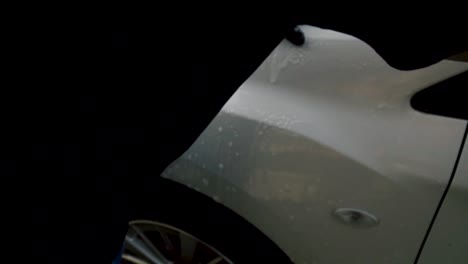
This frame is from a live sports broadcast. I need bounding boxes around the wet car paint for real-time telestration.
[162,26,468,263]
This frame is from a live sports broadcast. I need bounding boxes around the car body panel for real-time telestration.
[418,136,468,264]
[162,26,468,263]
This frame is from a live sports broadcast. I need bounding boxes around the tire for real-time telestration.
[129,177,293,263]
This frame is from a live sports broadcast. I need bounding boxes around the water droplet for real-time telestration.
[228,141,233,147]
[213,195,221,202]
[218,163,224,169]
[202,164,206,169]
[195,187,200,192]
[202,178,209,186]
[235,152,240,156]
[200,140,205,145]
[258,130,264,135]
[218,126,223,132]
[187,154,192,160]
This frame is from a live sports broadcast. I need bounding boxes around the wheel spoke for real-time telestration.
[159,230,174,252]
[121,253,150,264]
[207,257,224,264]
[129,224,171,263]
[179,231,197,261]
[125,230,169,264]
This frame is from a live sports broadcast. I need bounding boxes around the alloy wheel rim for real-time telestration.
[122,220,233,264]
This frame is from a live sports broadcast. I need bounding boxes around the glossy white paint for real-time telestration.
[162,26,468,263]
[418,137,468,264]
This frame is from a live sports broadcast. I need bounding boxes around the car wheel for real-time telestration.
[124,177,292,264]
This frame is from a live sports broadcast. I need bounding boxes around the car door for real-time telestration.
[417,136,468,264]
[412,70,468,264]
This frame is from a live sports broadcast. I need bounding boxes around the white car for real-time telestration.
[122,26,468,264]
